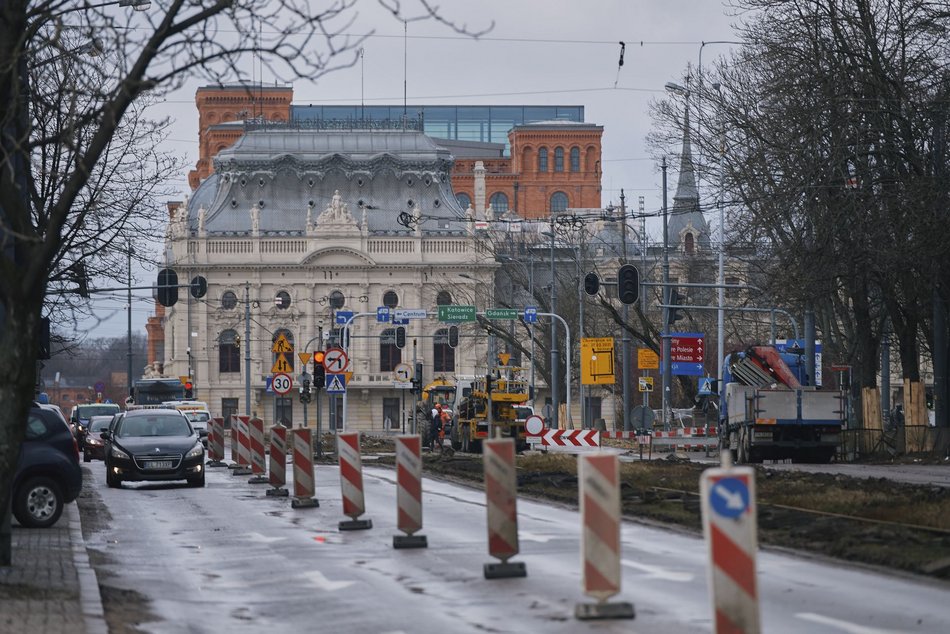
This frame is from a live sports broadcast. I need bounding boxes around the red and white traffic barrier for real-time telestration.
[538,429,600,448]
[207,417,226,467]
[290,428,318,508]
[483,438,526,578]
[393,435,426,548]
[247,417,267,483]
[337,432,372,530]
[232,415,252,475]
[228,415,239,467]
[266,425,289,497]
[575,454,635,620]
[700,455,760,633]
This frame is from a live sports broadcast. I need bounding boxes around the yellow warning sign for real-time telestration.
[638,376,654,392]
[271,353,292,374]
[497,353,511,366]
[178,375,190,385]
[638,348,659,370]
[298,352,313,365]
[271,333,294,354]
[581,337,615,385]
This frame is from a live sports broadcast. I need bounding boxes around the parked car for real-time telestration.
[102,409,205,488]
[12,406,83,528]
[82,416,114,462]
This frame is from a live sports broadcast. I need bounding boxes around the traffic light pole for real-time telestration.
[244,283,252,417]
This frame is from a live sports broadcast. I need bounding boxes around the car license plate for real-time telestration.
[145,461,173,470]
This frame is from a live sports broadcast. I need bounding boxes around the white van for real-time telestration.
[162,401,211,443]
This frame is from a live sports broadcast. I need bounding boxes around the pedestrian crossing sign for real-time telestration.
[326,373,346,394]
[698,377,716,395]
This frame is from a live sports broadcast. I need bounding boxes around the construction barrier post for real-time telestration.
[227,415,240,469]
[337,432,372,531]
[232,415,252,476]
[247,417,268,484]
[700,452,760,633]
[483,438,526,578]
[393,434,426,549]
[575,454,635,620]
[290,428,319,508]
[206,417,226,468]
[266,425,289,497]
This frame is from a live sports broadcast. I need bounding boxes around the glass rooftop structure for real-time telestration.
[290,105,585,155]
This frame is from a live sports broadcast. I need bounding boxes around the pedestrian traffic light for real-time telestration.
[300,376,312,403]
[157,268,179,307]
[448,325,459,348]
[395,326,406,349]
[617,264,639,305]
[313,351,326,390]
[667,287,685,325]
[583,272,600,296]
[183,378,194,399]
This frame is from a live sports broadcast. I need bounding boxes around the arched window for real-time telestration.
[433,328,455,372]
[273,328,294,372]
[489,192,509,214]
[221,291,237,310]
[570,147,580,172]
[379,328,402,372]
[218,330,240,374]
[684,233,695,255]
[538,147,548,172]
[383,290,399,308]
[550,191,569,213]
[329,290,345,309]
[436,290,452,306]
[554,147,564,172]
[275,290,291,310]
[456,192,472,210]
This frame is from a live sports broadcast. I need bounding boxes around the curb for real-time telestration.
[68,503,108,634]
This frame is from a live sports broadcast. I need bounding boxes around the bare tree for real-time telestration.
[0,0,489,562]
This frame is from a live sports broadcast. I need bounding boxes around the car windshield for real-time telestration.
[79,405,119,419]
[515,407,533,419]
[89,418,113,432]
[118,415,192,438]
[186,412,210,423]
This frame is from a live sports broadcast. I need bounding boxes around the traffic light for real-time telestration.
[617,264,640,305]
[157,268,179,307]
[299,376,312,403]
[448,325,459,348]
[666,287,685,325]
[583,272,600,296]
[313,351,326,390]
[395,326,406,349]
[190,275,208,299]
[183,378,194,399]
[410,362,423,394]
[485,373,494,394]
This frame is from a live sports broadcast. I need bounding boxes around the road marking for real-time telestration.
[519,531,555,543]
[304,570,356,592]
[796,613,904,634]
[244,532,286,544]
[621,559,694,582]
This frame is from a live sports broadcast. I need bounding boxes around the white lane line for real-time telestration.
[303,570,356,592]
[796,612,905,634]
[519,531,556,543]
[621,559,694,582]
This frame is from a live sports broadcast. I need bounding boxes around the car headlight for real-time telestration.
[110,445,129,460]
[87,438,102,447]
[186,443,204,459]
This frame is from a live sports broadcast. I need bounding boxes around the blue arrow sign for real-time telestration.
[710,477,749,519]
[523,307,538,323]
[325,373,346,393]
[335,310,355,325]
[671,361,704,376]
[698,377,715,395]
[376,307,391,323]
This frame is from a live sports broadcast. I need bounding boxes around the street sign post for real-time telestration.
[393,362,412,388]
[376,307,391,323]
[272,373,293,395]
[323,348,349,373]
[325,374,347,394]
[272,333,294,353]
[637,348,659,370]
[581,337,615,385]
[437,305,476,323]
[638,377,654,392]
[669,333,705,376]
[271,353,293,374]
[523,307,538,323]
[394,308,428,320]
[335,310,355,325]
[486,308,519,320]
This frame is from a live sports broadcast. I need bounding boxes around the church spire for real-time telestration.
[667,98,710,252]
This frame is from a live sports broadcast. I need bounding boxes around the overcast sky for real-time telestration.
[80,0,742,340]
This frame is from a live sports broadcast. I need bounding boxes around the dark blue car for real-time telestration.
[12,406,84,528]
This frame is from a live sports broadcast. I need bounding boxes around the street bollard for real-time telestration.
[206,417,226,468]
[482,438,526,578]
[393,434,426,548]
[290,428,318,508]
[337,432,372,531]
[247,417,268,484]
[266,425,289,497]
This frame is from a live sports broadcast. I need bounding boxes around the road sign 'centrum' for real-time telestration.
[438,305,476,322]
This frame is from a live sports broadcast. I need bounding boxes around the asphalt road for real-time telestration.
[80,451,950,633]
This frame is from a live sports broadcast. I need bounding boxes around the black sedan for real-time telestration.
[103,409,205,488]
[82,416,114,462]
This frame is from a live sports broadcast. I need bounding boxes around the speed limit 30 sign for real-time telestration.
[272,373,293,395]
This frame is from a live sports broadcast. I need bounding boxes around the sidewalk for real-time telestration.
[0,502,107,634]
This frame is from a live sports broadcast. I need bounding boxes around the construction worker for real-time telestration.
[429,404,443,450]
[438,406,452,452]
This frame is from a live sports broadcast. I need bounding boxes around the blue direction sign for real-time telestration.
[325,373,346,394]
[376,307,391,323]
[698,377,716,395]
[671,361,704,376]
[709,477,750,519]
[523,306,538,323]
[335,310,355,325]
